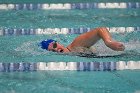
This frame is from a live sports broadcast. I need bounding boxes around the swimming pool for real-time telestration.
[0,0,140,93]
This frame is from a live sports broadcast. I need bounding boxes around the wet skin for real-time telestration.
[48,27,125,53]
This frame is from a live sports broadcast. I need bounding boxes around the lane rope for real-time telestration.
[0,2,140,10]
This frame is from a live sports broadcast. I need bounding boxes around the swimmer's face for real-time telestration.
[48,41,65,53]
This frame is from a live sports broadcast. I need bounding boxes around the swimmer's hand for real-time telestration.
[105,41,125,51]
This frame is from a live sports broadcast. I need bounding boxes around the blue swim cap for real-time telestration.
[39,39,55,50]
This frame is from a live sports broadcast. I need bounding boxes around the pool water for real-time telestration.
[0,9,140,28]
[0,70,140,93]
[0,0,140,93]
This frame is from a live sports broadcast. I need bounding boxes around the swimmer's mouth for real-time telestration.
[60,49,63,52]
[58,48,64,53]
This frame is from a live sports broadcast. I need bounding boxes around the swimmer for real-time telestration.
[40,27,125,53]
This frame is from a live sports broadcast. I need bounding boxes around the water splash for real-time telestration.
[15,40,49,56]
